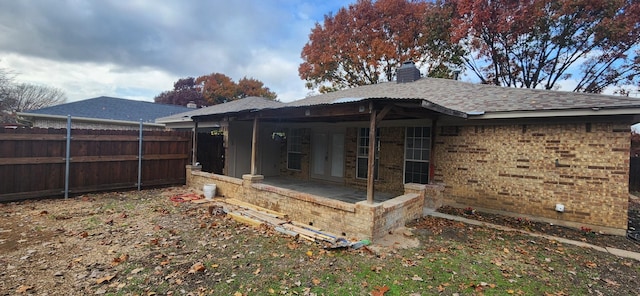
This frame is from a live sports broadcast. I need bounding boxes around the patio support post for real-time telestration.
[192,120,198,165]
[251,117,259,175]
[367,104,377,203]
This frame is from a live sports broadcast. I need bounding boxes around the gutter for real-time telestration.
[466,107,640,120]
[16,112,166,127]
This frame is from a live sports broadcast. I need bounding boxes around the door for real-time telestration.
[311,129,345,181]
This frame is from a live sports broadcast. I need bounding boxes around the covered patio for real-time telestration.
[260,177,396,204]
[186,165,440,240]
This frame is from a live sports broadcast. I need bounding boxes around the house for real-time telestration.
[165,62,640,241]
[17,96,192,130]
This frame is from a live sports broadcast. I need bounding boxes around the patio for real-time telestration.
[186,165,428,240]
[260,177,397,204]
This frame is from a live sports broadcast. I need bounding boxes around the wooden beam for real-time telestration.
[192,121,198,165]
[250,117,258,175]
[367,104,377,204]
[375,104,394,125]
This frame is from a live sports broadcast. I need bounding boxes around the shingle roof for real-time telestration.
[23,96,192,123]
[156,97,284,122]
[285,77,640,113]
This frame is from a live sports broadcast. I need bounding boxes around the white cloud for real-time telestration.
[0,0,353,105]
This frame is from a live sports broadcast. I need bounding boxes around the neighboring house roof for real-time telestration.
[156,97,284,123]
[285,77,640,114]
[22,96,192,123]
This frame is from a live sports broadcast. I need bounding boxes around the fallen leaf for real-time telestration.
[79,231,88,238]
[96,274,116,284]
[371,285,390,296]
[306,250,313,257]
[602,278,619,286]
[503,248,510,254]
[131,267,144,274]
[312,278,321,285]
[411,275,423,281]
[233,292,243,296]
[253,268,261,275]
[188,262,206,273]
[507,289,515,294]
[585,261,597,269]
[16,285,34,293]
[268,288,276,294]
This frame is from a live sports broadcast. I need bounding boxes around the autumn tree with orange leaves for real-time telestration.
[299,0,464,93]
[156,74,277,107]
[449,0,640,93]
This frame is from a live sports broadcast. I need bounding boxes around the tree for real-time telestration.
[5,83,66,112]
[236,77,277,100]
[299,0,465,93]
[449,0,640,93]
[194,73,277,105]
[154,77,207,107]
[195,73,238,105]
[0,67,14,112]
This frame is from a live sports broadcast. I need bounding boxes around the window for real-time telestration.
[404,127,431,184]
[356,128,379,179]
[287,128,302,170]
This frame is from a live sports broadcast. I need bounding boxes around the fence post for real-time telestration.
[137,119,143,191]
[64,115,71,198]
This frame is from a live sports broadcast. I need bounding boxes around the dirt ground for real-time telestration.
[438,195,640,253]
[1,187,639,295]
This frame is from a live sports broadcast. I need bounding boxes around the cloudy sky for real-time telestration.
[0,0,352,103]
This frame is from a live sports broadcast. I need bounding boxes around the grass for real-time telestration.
[3,189,636,296]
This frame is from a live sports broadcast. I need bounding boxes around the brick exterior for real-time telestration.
[277,126,406,196]
[209,117,631,237]
[433,121,630,234]
[186,166,424,241]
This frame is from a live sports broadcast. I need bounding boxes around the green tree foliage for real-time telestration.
[449,0,640,93]
[299,0,465,93]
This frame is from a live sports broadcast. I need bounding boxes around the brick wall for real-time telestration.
[433,121,630,234]
[186,166,423,241]
[344,127,405,195]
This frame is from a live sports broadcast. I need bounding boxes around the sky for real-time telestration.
[0,0,352,104]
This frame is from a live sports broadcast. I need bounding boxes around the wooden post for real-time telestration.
[251,117,259,175]
[367,106,377,203]
[192,121,198,165]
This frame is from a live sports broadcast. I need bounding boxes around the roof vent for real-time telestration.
[396,61,421,83]
[186,101,197,108]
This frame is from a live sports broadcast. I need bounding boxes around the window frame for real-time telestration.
[356,127,380,180]
[404,126,431,184]
[287,128,303,171]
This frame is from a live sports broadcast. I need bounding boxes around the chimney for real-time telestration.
[453,70,461,80]
[186,101,197,109]
[396,61,421,83]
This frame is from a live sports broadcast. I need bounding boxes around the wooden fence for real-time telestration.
[0,127,191,201]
